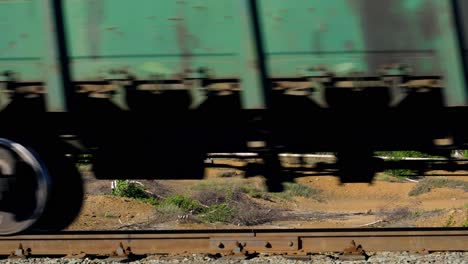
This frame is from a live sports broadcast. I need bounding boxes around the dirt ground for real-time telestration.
[68,161,468,231]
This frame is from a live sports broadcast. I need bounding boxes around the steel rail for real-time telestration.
[0,228,466,257]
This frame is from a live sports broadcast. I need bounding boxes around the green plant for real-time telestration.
[273,182,322,200]
[200,203,234,223]
[76,153,93,166]
[409,178,468,196]
[444,215,455,227]
[155,203,186,222]
[159,195,205,213]
[375,151,444,159]
[112,180,149,199]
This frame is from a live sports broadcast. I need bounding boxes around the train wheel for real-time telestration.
[0,138,83,235]
[336,150,381,183]
[0,138,50,235]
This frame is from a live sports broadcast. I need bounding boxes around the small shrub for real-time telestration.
[409,178,468,196]
[155,203,186,222]
[192,180,271,201]
[200,203,234,223]
[159,195,205,213]
[375,151,443,159]
[444,215,455,227]
[139,197,159,206]
[383,207,412,222]
[233,206,277,226]
[274,182,322,200]
[76,153,93,166]
[384,169,418,178]
[112,180,149,199]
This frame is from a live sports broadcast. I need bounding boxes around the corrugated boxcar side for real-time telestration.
[260,0,442,77]
[1,0,468,107]
[64,0,241,81]
[0,1,44,81]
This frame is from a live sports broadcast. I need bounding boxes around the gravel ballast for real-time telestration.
[0,252,466,264]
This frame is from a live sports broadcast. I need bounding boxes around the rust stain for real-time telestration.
[193,6,207,10]
[308,8,315,13]
[168,18,184,21]
[176,23,195,72]
[273,17,283,22]
[345,40,355,51]
[19,33,28,39]
[87,0,104,59]
[8,41,16,49]
[147,16,157,20]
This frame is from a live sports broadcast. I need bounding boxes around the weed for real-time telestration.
[376,151,445,178]
[111,180,161,206]
[138,197,159,206]
[200,203,234,223]
[159,195,205,213]
[191,180,277,225]
[155,203,186,222]
[383,207,412,222]
[444,215,455,227]
[104,212,118,218]
[112,180,149,199]
[192,180,271,201]
[375,151,444,159]
[273,182,322,200]
[76,153,93,166]
[384,169,418,178]
[233,205,277,226]
[409,178,468,196]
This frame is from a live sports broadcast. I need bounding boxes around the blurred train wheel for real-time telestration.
[336,150,382,183]
[30,142,84,232]
[0,138,83,235]
[0,138,50,235]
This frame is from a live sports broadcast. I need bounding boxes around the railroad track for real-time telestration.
[1,228,466,260]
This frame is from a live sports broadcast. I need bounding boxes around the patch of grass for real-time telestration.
[159,194,205,213]
[462,209,468,227]
[375,151,444,159]
[409,178,468,196]
[104,212,118,218]
[199,203,234,223]
[192,180,271,201]
[138,197,159,206]
[112,180,161,206]
[273,182,322,200]
[383,207,412,222]
[190,180,278,225]
[376,151,446,178]
[76,153,93,166]
[155,203,186,222]
[112,180,149,200]
[444,215,455,227]
[284,182,320,198]
[383,169,418,178]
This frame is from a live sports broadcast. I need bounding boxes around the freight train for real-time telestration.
[1,0,468,235]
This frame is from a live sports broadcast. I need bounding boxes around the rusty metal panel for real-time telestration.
[1,0,468,110]
[0,0,44,81]
[63,0,241,81]
[259,0,442,77]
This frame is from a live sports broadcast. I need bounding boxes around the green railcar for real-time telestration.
[0,0,468,235]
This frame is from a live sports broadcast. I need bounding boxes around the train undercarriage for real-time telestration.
[0,83,467,235]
